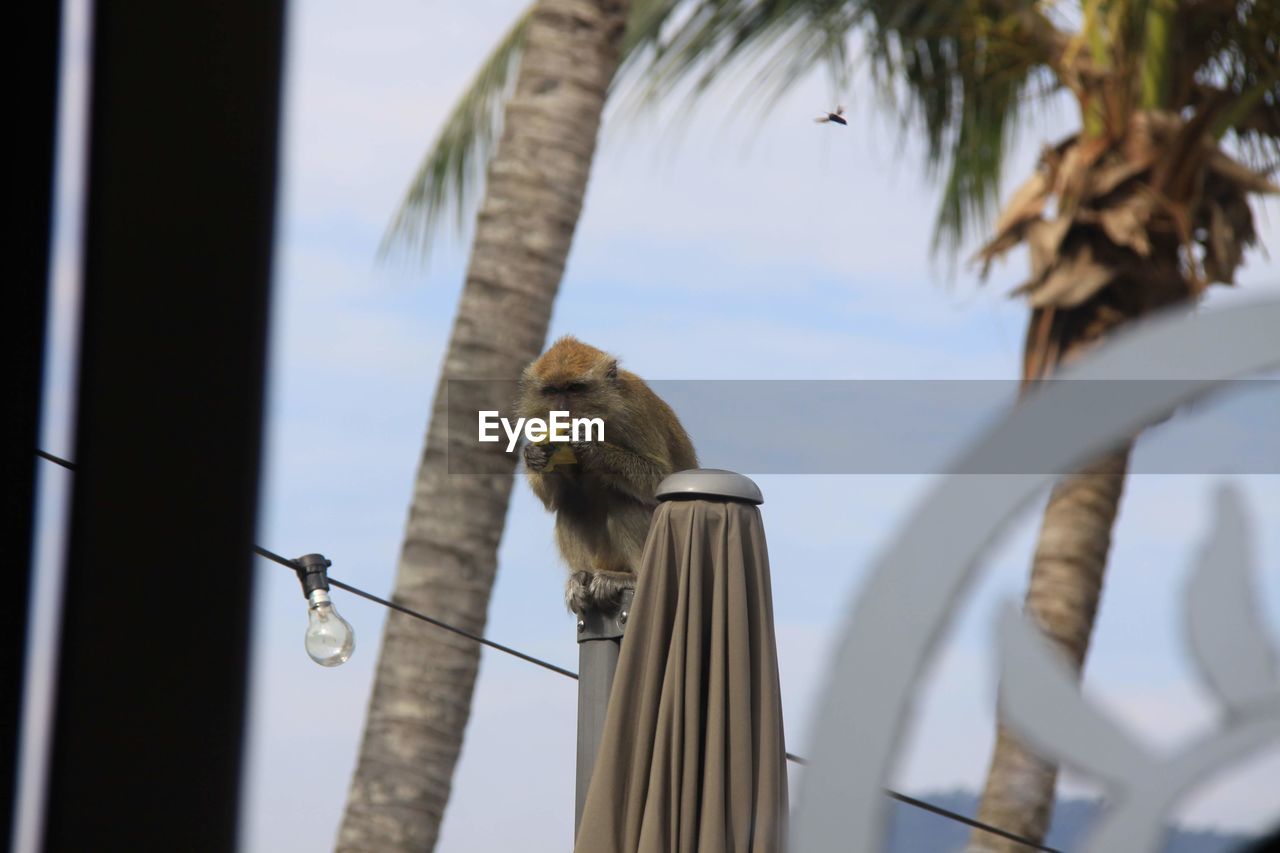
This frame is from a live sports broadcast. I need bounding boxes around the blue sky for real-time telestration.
[20,1,1280,852]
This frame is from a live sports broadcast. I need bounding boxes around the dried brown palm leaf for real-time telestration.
[1197,181,1260,285]
[1094,189,1156,256]
[1022,239,1118,309]
[1053,135,1109,215]
[1204,150,1280,195]
[983,108,1272,380]
[1152,105,1223,202]
[1023,216,1073,279]
[1088,156,1152,198]
[973,170,1052,275]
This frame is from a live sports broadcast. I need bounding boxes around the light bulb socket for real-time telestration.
[294,553,332,598]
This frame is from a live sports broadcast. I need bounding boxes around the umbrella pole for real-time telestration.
[574,588,634,836]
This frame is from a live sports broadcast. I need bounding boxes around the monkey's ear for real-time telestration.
[606,360,619,381]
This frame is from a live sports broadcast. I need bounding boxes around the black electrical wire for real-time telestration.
[36,448,75,470]
[886,791,1060,852]
[259,542,1057,849]
[252,545,578,680]
[39,449,575,679]
[785,748,1061,853]
[35,447,1060,852]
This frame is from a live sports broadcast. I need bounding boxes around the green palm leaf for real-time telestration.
[628,0,1052,251]
[382,0,686,261]
[381,8,534,259]
[384,0,1277,261]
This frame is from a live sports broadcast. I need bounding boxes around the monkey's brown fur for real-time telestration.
[519,336,698,613]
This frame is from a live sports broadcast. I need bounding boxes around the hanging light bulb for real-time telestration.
[294,553,354,667]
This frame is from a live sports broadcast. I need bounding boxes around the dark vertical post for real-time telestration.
[574,588,634,836]
[40,2,285,851]
[7,4,62,845]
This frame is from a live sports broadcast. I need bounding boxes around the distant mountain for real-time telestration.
[882,791,1259,852]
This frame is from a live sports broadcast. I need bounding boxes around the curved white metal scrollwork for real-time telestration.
[789,299,1280,853]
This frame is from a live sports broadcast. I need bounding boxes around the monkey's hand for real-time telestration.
[567,440,596,459]
[523,440,552,472]
[571,441,667,506]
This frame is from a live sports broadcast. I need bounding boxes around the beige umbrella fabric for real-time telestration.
[575,489,789,853]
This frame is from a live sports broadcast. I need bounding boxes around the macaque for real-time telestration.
[519,336,698,613]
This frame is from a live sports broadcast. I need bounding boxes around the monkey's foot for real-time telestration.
[564,570,593,614]
[588,571,635,615]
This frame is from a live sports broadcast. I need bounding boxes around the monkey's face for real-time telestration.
[539,378,590,414]
[523,371,621,420]
[519,338,623,421]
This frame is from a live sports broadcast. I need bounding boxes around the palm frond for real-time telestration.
[622,1,857,110]
[383,0,689,261]
[1186,0,1280,171]
[623,0,1057,254]
[385,0,1277,266]
[620,0,684,60]
[381,8,534,260]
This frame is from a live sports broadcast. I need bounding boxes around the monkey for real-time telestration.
[518,336,698,614]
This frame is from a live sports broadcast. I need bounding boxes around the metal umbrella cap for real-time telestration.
[655,469,763,505]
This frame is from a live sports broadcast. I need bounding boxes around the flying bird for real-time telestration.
[815,105,847,126]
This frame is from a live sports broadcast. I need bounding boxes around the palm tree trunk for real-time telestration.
[336,2,629,849]
[968,443,1132,851]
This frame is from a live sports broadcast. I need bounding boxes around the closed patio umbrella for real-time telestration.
[575,470,789,853]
